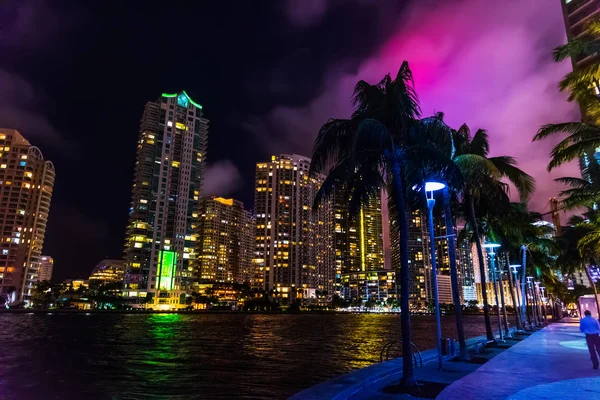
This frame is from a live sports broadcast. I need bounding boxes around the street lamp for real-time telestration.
[424,180,445,370]
[540,286,547,323]
[483,243,503,341]
[510,264,524,330]
[526,276,536,326]
[534,281,543,325]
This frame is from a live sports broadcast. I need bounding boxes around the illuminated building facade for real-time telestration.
[123,91,208,309]
[561,0,600,179]
[197,197,253,284]
[390,211,431,304]
[253,154,334,303]
[334,187,386,300]
[89,259,125,286]
[37,256,54,282]
[0,129,55,304]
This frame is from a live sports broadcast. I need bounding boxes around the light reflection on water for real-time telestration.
[0,313,510,399]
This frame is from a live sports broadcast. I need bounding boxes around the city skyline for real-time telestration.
[0,0,580,280]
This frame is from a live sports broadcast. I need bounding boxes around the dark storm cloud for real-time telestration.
[0,0,79,154]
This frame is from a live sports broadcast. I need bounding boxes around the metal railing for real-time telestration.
[379,341,423,367]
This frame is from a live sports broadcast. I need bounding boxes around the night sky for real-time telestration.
[0,0,582,281]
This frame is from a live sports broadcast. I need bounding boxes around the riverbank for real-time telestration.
[0,308,510,316]
[290,326,532,399]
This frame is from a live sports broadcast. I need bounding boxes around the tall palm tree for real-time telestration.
[453,125,535,340]
[310,62,455,387]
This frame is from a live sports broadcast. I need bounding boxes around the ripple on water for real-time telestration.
[0,313,510,399]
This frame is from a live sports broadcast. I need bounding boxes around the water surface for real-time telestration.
[0,313,509,399]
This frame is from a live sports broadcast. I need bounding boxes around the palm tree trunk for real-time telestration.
[391,156,417,387]
[584,264,600,319]
[466,193,494,341]
[443,187,468,360]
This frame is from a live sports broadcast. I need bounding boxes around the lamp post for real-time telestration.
[424,181,445,370]
[534,281,543,325]
[540,286,548,323]
[483,243,503,341]
[527,277,537,326]
[510,264,524,330]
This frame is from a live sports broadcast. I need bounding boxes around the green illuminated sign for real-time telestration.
[161,90,203,109]
[158,250,177,291]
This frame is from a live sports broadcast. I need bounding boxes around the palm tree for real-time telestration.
[310,62,454,387]
[453,125,535,340]
[556,211,600,318]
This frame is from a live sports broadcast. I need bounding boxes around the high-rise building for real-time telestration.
[123,91,208,309]
[390,211,431,305]
[253,154,334,303]
[334,187,386,300]
[197,197,253,285]
[561,0,600,178]
[89,259,125,286]
[0,129,55,304]
[37,256,54,282]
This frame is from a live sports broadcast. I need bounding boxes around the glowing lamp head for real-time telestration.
[482,243,501,249]
[424,181,445,192]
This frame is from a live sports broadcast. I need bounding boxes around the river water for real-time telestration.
[0,313,511,399]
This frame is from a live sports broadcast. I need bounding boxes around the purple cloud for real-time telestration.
[248,0,581,217]
[201,160,243,198]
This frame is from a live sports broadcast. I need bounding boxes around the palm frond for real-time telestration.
[489,156,535,201]
[469,129,489,157]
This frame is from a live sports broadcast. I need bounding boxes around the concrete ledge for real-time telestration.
[289,331,516,400]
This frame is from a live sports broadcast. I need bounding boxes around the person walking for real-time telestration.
[580,310,600,370]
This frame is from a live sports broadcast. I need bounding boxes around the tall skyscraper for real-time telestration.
[123,91,208,309]
[561,0,600,178]
[253,154,334,303]
[0,129,55,304]
[197,197,253,284]
[334,188,386,300]
[37,256,54,282]
[390,211,431,305]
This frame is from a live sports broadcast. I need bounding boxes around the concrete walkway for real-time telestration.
[438,321,600,399]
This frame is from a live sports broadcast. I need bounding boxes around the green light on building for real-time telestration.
[158,250,177,291]
[161,90,203,109]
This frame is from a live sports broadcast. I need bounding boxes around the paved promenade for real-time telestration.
[438,320,600,399]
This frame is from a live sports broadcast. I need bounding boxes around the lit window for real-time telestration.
[134,243,142,248]
[3,147,8,151]
[2,249,7,255]
[24,172,32,178]
[0,135,5,140]
[0,164,5,168]
[19,161,26,167]
[139,199,148,204]
[20,155,27,160]
[167,121,173,127]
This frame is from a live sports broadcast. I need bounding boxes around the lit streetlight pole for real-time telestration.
[540,286,548,323]
[497,265,511,338]
[510,264,524,330]
[424,181,445,369]
[483,243,503,342]
[534,281,543,325]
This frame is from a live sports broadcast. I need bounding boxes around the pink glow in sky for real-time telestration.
[249,0,582,217]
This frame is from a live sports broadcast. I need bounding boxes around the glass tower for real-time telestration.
[123,91,208,309]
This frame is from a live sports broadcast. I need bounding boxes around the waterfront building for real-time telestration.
[390,211,431,305]
[437,274,453,304]
[333,187,385,300]
[561,0,600,179]
[342,269,396,302]
[64,279,89,291]
[89,259,125,286]
[459,240,477,301]
[123,91,208,309]
[253,154,334,304]
[37,256,54,282]
[196,197,253,285]
[0,129,55,304]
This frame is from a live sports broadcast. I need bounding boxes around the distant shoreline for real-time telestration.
[0,309,502,316]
